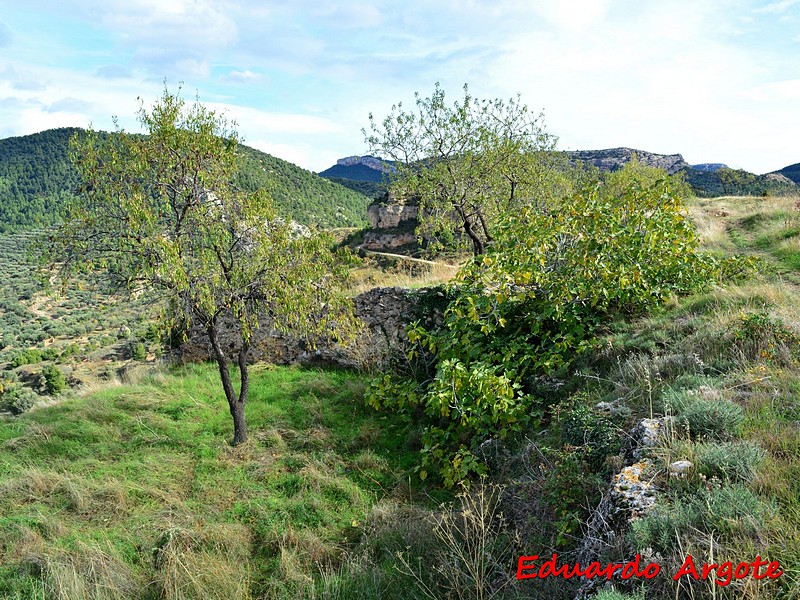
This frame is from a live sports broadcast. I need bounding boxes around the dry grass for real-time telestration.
[151,521,252,600]
[26,542,142,600]
[348,255,460,295]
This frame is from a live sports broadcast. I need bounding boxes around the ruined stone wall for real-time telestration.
[178,286,448,370]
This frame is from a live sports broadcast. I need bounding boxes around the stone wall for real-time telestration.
[367,203,419,229]
[178,286,448,370]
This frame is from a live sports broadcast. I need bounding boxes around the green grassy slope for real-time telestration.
[0,364,422,598]
[2,196,800,599]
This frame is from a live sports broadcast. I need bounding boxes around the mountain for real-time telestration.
[319,155,395,182]
[0,129,371,233]
[233,146,370,227]
[691,163,727,173]
[774,162,800,185]
[565,147,690,175]
[564,149,797,196]
[322,149,799,199]
[318,155,394,199]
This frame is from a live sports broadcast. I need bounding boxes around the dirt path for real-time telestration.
[360,249,461,269]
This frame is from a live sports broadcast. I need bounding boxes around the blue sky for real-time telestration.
[1,0,798,173]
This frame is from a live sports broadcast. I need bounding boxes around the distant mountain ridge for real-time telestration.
[322,148,800,198]
[319,155,395,183]
[774,162,800,185]
[565,147,689,175]
[0,128,371,232]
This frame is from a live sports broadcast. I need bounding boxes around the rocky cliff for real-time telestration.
[319,155,396,183]
[566,148,690,175]
[367,202,419,229]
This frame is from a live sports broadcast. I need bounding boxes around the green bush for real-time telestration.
[731,311,800,365]
[129,341,147,361]
[561,404,622,470]
[661,387,744,439]
[694,440,766,483]
[41,364,66,395]
[1,386,40,413]
[369,172,716,485]
[629,484,771,554]
[11,348,44,367]
[594,588,645,600]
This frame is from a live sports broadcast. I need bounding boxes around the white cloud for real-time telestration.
[755,0,799,14]
[2,0,800,173]
[221,70,263,84]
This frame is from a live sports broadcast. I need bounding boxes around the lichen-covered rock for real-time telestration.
[628,416,674,460]
[576,416,666,573]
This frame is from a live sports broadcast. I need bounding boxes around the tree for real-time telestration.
[717,167,757,196]
[364,83,574,256]
[369,171,716,485]
[49,88,356,445]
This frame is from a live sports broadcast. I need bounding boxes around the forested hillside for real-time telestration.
[0,129,370,232]
[0,128,81,232]
[775,162,800,185]
[235,145,369,227]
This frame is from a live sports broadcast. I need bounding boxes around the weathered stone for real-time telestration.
[566,148,689,175]
[361,231,418,250]
[367,203,419,229]
[628,416,674,460]
[178,286,448,370]
[669,460,693,477]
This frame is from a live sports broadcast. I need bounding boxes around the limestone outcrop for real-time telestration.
[566,148,690,175]
[366,203,419,229]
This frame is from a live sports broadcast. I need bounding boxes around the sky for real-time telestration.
[0,0,798,174]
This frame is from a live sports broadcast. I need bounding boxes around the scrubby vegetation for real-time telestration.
[0,231,159,414]
[2,88,800,599]
[3,190,795,600]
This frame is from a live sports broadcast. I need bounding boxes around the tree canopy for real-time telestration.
[365,83,576,255]
[49,88,356,444]
[369,163,725,485]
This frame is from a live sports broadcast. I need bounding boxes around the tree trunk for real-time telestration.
[206,321,248,445]
[456,205,485,255]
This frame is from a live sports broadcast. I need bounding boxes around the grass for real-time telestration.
[543,195,800,599]
[0,363,427,598]
[3,195,800,599]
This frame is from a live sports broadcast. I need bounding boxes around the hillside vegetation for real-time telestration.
[775,162,800,185]
[0,194,799,598]
[0,129,370,232]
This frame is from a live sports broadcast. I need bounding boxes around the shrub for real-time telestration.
[2,386,40,413]
[731,311,800,365]
[661,387,744,439]
[41,364,66,395]
[128,341,147,361]
[370,174,715,485]
[629,484,772,554]
[694,440,766,483]
[11,348,44,368]
[561,404,622,470]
